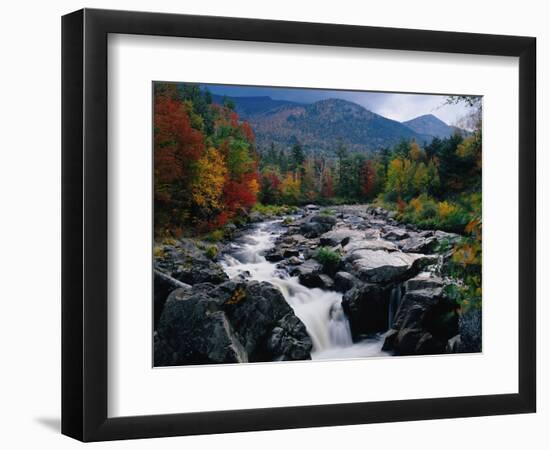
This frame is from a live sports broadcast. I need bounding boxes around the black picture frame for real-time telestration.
[62,8,536,442]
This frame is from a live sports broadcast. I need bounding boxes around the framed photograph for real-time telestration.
[62,8,536,441]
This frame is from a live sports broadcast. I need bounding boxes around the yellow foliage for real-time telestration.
[437,201,457,219]
[191,147,227,210]
[410,197,423,213]
[281,173,301,202]
[409,142,423,161]
[247,177,260,197]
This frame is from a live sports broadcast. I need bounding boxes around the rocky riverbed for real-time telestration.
[153,204,481,367]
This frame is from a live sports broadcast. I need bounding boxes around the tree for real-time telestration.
[320,167,334,198]
[281,173,301,204]
[191,147,227,218]
[260,167,283,204]
[290,143,305,172]
[361,160,378,199]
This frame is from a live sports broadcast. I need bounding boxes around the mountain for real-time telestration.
[402,114,459,139]
[213,95,433,155]
[211,95,301,119]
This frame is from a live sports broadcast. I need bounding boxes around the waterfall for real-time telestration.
[222,220,387,360]
[388,283,403,329]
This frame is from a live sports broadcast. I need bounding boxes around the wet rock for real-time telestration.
[291,259,322,277]
[153,270,191,330]
[172,260,229,285]
[155,280,312,366]
[156,239,229,286]
[446,334,462,353]
[383,287,459,355]
[305,204,320,211]
[457,308,482,353]
[155,284,248,366]
[265,248,285,262]
[286,256,302,265]
[342,283,392,339]
[404,273,445,291]
[334,271,359,292]
[266,314,313,361]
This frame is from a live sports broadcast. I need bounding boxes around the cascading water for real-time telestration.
[222,220,388,360]
[388,283,403,329]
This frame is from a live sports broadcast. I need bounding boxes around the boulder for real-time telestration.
[155,284,248,366]
[172,260,229,285]
[383,287,459,355]
[347,249,437,283]
[299,214,337,238]
[399,236,438,253]
[264,248,285,262]
[153,270,191,330]
[342,283,392,339]
[266,314,313,361]
[382,227,410,241]
[291,259,322,277]
[156,238,229,286]
[334,271,359,292]
[155,280,312,366]
[343,239,398,254]
[404,273,445,291]
[320,229,365,247]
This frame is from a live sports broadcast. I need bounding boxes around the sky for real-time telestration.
[201,83,477,126]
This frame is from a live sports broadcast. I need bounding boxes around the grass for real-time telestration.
[313,246,341,274]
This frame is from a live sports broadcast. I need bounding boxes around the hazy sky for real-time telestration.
[201,83,476,126]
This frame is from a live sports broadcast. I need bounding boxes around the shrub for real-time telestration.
[204,229,225,242]
[314,247,341,274]
[205,245,219,260]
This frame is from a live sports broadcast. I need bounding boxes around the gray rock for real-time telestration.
[334,271,359,292]
[342,283,392,338]
[320,229,365,247]
[343,239,398,255]
[457,308,482,353]
[154,270,191,330]
[155,280,312,366]
[348,250,437,283]
[291,259,322,277]
[382,227,410,241]
[404,273,445,291]
[446,334,462,353]
[266,314,313,361]
[383,287,459,355]
[400,236,438,253]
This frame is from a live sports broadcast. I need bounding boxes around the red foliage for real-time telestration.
[320,169,334,198]
[361,160,377,198]
[241,122,255,144]
[223,172,259,214]
[154,95,205,188]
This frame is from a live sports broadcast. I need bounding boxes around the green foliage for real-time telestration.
[205,245,219,260]
[204,229,225,242]
[314,247,341,274]
[252,203,297,216]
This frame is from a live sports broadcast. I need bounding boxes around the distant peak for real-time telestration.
[404,114,448,126]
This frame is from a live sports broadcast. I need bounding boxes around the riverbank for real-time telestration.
[153,204,481,366]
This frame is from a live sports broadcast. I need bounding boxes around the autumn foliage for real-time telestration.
[154,83,259,236]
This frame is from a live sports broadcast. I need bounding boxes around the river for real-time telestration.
[222,220,388,360]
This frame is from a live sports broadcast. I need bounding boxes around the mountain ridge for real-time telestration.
[212,94,457,155]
